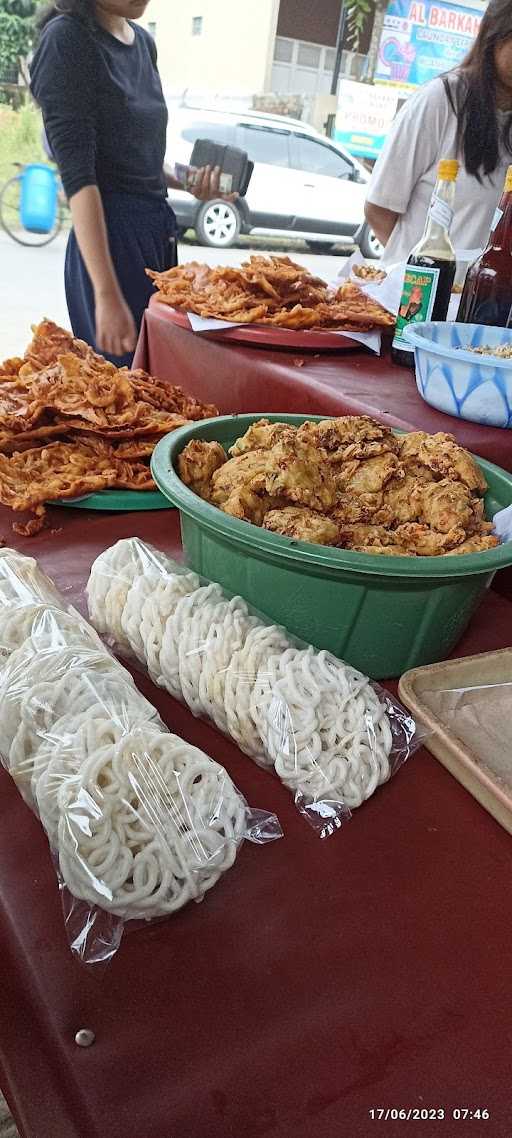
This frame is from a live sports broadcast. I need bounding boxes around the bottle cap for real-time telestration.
[505,165,512,193]
[437,159,459,181]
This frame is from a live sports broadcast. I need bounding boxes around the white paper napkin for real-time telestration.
[493,504,512,543]
[188,312,241,332]
[334,252,404,316]
[186,309,382,352]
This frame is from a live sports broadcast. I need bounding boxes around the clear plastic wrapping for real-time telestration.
[0,548,282,964]
[87,538,419,837]
[405,671,512,790]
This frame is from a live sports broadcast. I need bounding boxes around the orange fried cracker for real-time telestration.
[0,321,219,530]
[148,256,394,332]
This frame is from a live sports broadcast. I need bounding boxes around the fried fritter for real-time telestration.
[263,438,336,512]
[212,437,335,514]
[352,264,387,283]
[330,491,385,525]
[263,507,340,545]
[376,468,471,530]
[376,475,422,525]
[178,439,227,500]
[229,418,296,457]
[352,544,414,557]
[398,432,487,494]
[0,329,217,446]
[0,321,220,532]
[211,449,271,506]
[401,459,436,485]
[336,452,402,494]
[128,370,217,421]
[298,415,392,451]
[332,282,395,327]
[445,534,500,555]
[111,437,162,461]
[297,416,398,468]
[148,257,394,331]
[338,523,395,548]
[417,478,474,534]
[0,439,153,524]
[179,416,498,558]
[394,523,466,556]
[0,358,24,377]
[221,487,273,525]
[341,439,400,463]
[467,497,495,536]
[22,319,90,373]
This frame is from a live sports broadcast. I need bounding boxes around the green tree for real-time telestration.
[346,0,372,51]
[346,0,388,78]
[0,0,38,82]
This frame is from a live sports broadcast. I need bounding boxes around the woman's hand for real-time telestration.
[69,187,138,358]
[188,164,238,203]
[95,289,137,358]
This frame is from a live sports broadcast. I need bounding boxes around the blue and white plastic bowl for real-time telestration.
[404,321,512,429]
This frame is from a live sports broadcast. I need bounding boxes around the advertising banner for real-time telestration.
[375,0,482,89]
[334,80,403,159]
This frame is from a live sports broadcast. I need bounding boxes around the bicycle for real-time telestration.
[0,161,67,247]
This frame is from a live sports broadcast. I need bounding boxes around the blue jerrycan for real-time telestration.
[20,163,57,233]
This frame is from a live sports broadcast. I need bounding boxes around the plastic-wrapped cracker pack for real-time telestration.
[87,538,419,837]
[0,548,281,964]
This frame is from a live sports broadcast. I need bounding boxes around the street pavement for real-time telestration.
[0,229,351,358]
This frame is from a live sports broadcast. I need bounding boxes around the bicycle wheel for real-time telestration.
[0,174,63,247]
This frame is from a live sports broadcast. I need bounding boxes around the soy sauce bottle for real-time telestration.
[457,165,512,327]
[392,159,459,367]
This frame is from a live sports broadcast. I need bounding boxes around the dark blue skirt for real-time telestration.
[65,191,177,367]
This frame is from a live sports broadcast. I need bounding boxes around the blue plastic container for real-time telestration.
[404,321,512,428]
[20,164,57,234]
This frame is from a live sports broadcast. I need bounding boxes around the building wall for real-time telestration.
[140,0,280,93]
[276,0,340,46]
[140,0,489,98]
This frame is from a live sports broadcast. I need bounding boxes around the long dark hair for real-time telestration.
[443,0,512,179]
[37,0,97,32]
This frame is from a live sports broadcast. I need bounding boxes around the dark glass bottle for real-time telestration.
[457,165,512,327]
[392,159,458,367]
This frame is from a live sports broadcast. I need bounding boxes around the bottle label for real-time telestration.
[429,195,453,230]
[491,206,503,233]
[392,265,441,352]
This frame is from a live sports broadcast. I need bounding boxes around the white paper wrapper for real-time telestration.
[188,312,243,333]
[186,299,382,353]
[334,251,404,317]
[493,504,512,544]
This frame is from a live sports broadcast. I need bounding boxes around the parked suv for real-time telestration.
[166,107,381,257]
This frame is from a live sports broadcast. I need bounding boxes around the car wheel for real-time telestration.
[306,240,335,254]
[195,199,241,248]
[358,223,383,260]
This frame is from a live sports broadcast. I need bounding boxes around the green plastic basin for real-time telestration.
[151,414,512,679]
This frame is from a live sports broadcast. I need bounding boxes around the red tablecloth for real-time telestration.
[135,299,512,471]
[1,504,512,1138]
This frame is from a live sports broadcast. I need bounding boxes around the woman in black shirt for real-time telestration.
[31,0,225,364]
